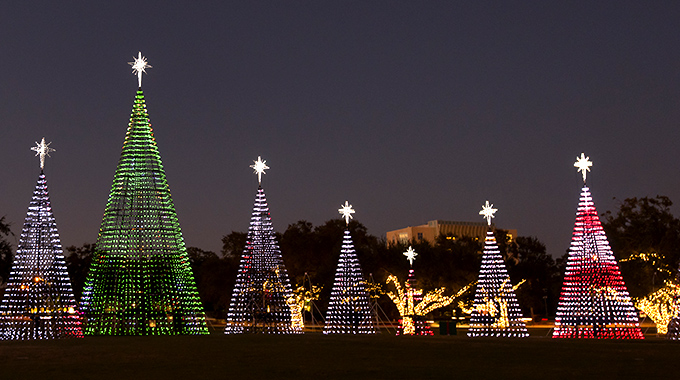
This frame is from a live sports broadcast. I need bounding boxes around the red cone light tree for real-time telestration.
[553,153,643,339]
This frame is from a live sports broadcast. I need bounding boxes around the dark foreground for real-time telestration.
[0,328,677,379]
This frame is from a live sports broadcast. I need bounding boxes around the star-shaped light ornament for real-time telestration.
[250,156,270,184]
[574,152,593,183]
[31,137,55,170]
[338,201,355,225]
[128,51,152,88]
[403,246,418,267]
[479,200,498,226]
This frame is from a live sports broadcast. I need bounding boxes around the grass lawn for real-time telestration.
[1,328,678,379]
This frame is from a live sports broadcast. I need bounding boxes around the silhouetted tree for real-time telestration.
[64,243,95,302]
[602,196,680,297]
[0,216,15,290]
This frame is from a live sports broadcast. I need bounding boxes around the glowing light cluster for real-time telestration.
[31,138,55,170]
[0,162,83,339]
[553,185,643,339]
[387,248,474,336]
[323,227,375,335]
[128,51,152,88]
[79,88,208,335]
[224,169,302,334]
[467,230,529,338]
[289,284,322,330]
[634,282,680,335]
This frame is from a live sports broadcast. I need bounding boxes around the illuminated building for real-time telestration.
[386,220,516,246]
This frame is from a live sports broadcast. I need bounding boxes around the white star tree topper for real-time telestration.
[31,137,55,170]
[574,152,593,183]
[403,246,418,266]
[128,52,152,88]
[250,156,269,184]
[338,201,355,225]
[479,200,498,226]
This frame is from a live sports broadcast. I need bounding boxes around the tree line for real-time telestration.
[1,196,679,321]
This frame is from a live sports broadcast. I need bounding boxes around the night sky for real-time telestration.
[2,2,679,257]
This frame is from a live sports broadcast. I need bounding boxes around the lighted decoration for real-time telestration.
[323,203,375,334]
[0,140,83,340]
[574,153,593,182]
[479,200,497,226]
[467,203,528,338]
[552,155,643,339]
[79,57,208,335]
[403,246,418,266]
[633,282,680,335]
[338,201,355,224]
[128,51,152,88]
[250,156,269,185]
[31,137,55,170]
[224,158,302,334]
[386,247,474,335]
[289,284,322,330]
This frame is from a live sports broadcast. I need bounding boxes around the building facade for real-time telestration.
[386,220,517,246]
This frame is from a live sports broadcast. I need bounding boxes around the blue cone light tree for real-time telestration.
[224,157,302,334]
[467,201,528,338]
[323,201,375,334]
[0,139,83,340]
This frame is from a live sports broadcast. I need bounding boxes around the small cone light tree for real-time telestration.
[0,139,83,340]
[467,201,528,338]
[323,201,375,334]
[552,153,643,339]
[224,157,302,334]
[80,53,208,335]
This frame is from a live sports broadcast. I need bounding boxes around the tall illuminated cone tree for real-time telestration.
[467,201,528,338]
[224,157,301,334]
[0,139,83,340]
[552,153,643,339]
[323,201,375,334]
[80,53,208,335]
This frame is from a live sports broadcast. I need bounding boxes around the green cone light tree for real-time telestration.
[0,139,83,340]
[80,53,208,335]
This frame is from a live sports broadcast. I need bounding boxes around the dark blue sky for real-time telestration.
[2,2,679,256]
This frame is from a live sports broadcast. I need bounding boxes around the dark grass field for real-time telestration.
[1,328,678,379]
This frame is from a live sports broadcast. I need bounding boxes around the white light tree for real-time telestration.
[0,139,83,340]
[323,201,375,334]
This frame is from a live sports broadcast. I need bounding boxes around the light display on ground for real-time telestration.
[224,157,302,334]
[0,140,83,340]
[553,154,643,339]
[289,284,322,330]
[633,282,680,335]
[468,202,528,338]
[387,246,474,335]
[79,55,208,335]
[323,202,375,334]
